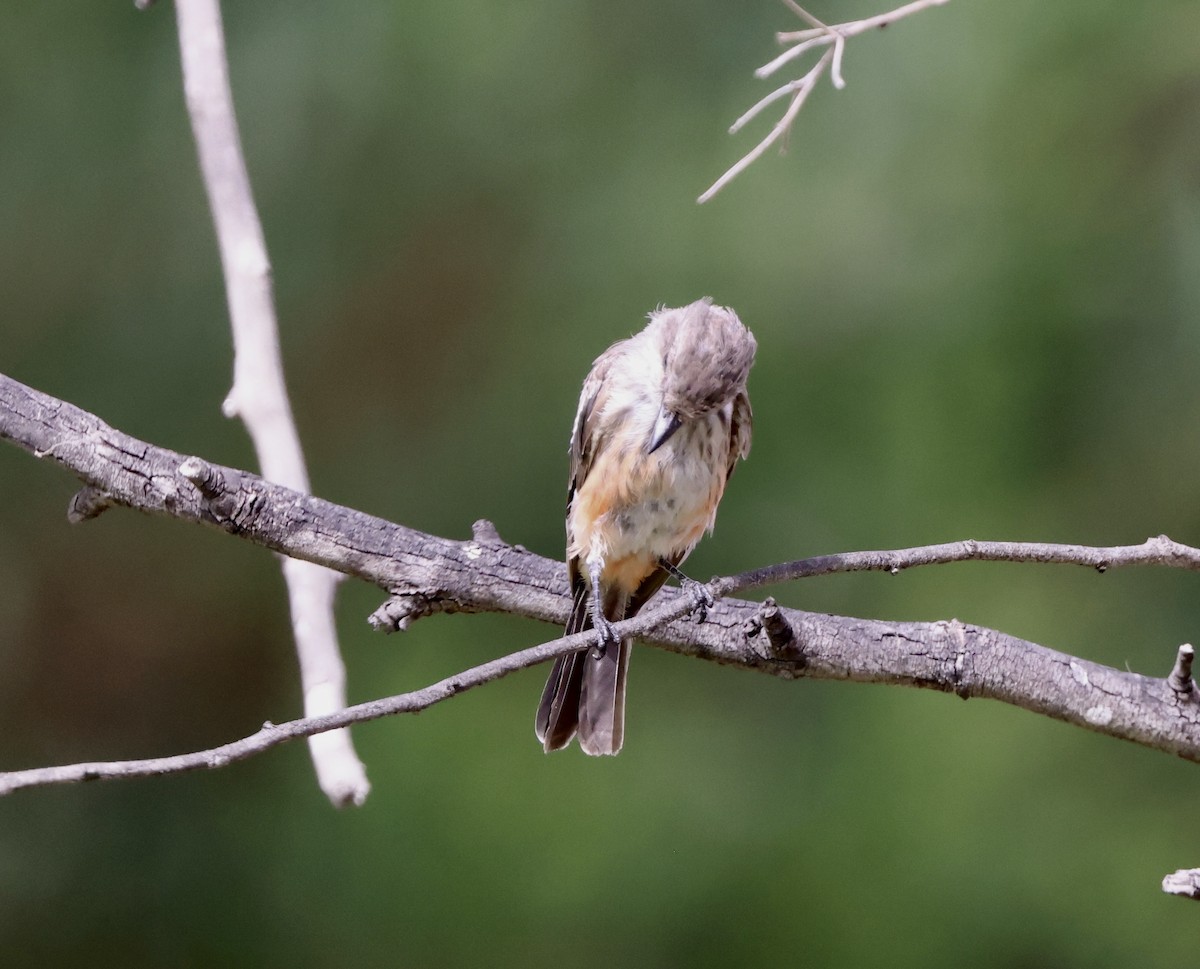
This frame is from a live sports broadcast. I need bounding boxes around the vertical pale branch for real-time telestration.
[172,0,370,806]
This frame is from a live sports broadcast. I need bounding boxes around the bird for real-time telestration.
[535,298,756,755]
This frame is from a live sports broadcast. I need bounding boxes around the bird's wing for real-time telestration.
[726,388,753,480]
[565,341,624,582]
[567,342,620,509]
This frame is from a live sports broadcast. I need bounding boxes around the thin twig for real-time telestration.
[830,33,847,89]
[776,0,951,45]
[730,63,824,135]
[780,0,826,31]
[0,595,699,796]
[724,535,1200,590]
[699,0,950,202]
[698,50,831,204]
[173,0,368,806]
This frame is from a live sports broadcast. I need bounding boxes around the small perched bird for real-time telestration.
[535,298,756,755]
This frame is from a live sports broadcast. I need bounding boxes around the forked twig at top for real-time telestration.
[699,0,950,203]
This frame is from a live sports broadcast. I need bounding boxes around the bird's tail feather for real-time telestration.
[534,582,591,751]
[577,637,629,756]
[535,582,629,755]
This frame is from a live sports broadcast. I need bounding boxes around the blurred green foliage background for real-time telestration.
[2,0,1200,965]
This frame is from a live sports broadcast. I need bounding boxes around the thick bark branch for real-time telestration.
[4,369,1200,799]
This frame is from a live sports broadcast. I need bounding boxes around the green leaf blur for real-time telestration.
[2,1,1199,965]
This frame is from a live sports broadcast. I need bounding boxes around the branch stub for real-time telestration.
[1169,644,1196,697]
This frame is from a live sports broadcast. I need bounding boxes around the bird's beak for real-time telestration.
[647,407,682,454]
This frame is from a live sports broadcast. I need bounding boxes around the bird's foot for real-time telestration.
[657,557,714,623]
[590,613,620,659]
[680,577,714,623]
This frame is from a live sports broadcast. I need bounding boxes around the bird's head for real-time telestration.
[646,299,756,453]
